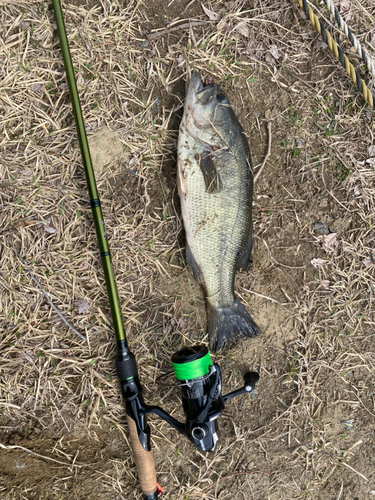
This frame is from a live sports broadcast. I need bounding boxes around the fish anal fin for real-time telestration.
[196,151,223,194]
[236,224,253,272]
[186,241,204,284]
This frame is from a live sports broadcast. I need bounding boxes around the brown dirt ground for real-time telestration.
[1,0,375,499]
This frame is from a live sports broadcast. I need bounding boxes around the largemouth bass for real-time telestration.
[177,72,260,351]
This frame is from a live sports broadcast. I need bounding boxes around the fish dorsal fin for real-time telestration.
[196,151,223,194]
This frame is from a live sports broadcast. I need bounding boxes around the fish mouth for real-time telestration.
[187,72,217,102]
[195,75,214,94]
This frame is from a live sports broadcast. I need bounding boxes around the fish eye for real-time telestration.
[216,94,227,103]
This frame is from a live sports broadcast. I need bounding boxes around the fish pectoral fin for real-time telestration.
[186,241,204,284]
[196,151,223,194]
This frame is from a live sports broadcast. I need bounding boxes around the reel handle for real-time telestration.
[223,371,259,403]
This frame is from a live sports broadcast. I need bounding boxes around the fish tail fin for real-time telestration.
[207,298,260,352]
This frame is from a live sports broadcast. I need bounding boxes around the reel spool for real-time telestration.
[172,345,218,451]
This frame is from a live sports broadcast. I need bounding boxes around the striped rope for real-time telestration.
[319,0,375,79]
[293,0,374,109]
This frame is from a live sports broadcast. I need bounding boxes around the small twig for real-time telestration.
[343,440,363,458]
[10,234,86,341]
[262,239,305,269]
[336,481,344,500]
[242,288,282,304]
[147,21,209,39]
[0,443,87,468]
[342,461,368,481]
[254,121,272,182]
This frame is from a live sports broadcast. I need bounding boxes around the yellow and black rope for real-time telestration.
[293,0,374,109]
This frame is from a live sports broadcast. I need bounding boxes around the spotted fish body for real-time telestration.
[177,72,260,351]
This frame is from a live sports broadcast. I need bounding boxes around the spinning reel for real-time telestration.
[117,344,259,453]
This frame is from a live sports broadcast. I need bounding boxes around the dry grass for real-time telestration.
[1,0,375,499]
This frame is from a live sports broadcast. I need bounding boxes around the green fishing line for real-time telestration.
[172,351,212,381]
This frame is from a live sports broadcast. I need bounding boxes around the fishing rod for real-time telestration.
[52,0,259,497]
[52,1,162,498]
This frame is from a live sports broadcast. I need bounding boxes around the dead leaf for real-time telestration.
[76,73,84,86]
[178,319,187,331]
[366,158,375,168]
[269,45,280,59]
[75,298,90,314]
[295,138,304,148]
[339,0,351,10]
[313,39,328,51]
[225,1,238,10]
[368,145,375,157]
[176,54,185,65]
[44,224,57,234]
[323,233,339,252]
[269,10,281,21]
[227,0,253,7]
[311,258,329,268]
[339,0,352,20]
[201,3,221,21]
[235,22,250,38]
[29,83,44,93]
[362,257,373,268]
[129,156,139,168]
[19,21,30,31]
[292,5,306,22]
[265,52,275,64]
[370,34,375,50]
[321,280,330,288]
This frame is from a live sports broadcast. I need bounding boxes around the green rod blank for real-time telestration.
[52,0,126,343]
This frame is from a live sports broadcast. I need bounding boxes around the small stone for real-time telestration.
[269,44,280,59]
[141,40,149,48]
[44,224,57,234]
[311,258,329,268]
[313,222,329,235]
[16,460,27,470]
[341,419,355,430]
[251,389,259,400]
[74,298,90,314]
[363,257,373,268]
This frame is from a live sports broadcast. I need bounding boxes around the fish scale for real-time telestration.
[177,72,260,350]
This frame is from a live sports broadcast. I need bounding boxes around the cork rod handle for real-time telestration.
[126,415,159,497]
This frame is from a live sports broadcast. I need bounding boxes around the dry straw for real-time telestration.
[0,0,374,498]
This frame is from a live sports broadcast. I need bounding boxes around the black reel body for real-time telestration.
[117,344,259,453]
